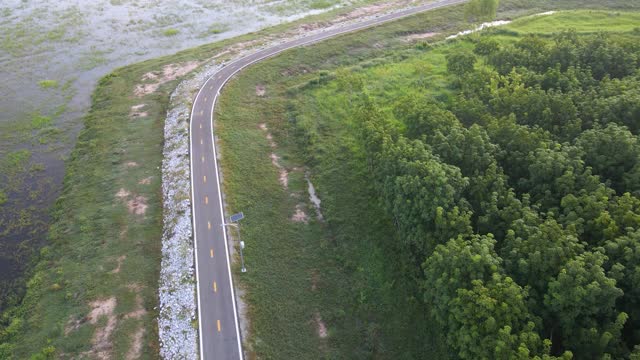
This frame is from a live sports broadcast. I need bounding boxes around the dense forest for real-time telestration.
[339,30,640,358]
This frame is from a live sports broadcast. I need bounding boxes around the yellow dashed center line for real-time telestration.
[201,156,205,163]
[204,97,208,102]
[213,281,217,292]
[217,320,221,332]
[208,221,211,230]
[200,138,203,145]
[210,248,214,257]
[200,123,202,129]
[204,175,207,183]
[210,85,213,90]
[205,196,208,204]
[199,110,203,116]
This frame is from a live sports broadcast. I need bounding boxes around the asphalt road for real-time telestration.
[188,0,466,358]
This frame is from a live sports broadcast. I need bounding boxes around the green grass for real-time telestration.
[505,10,640,34]
[309,0,335,10]
[30,113,52,129]
[37,80,59,89]
[1,150,32,176]
[162,28,179,37]
[2,0,639,359]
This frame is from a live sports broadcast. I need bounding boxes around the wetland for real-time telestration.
[0,0,363,310]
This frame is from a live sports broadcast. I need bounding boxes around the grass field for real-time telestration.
[1,1,639,359]
[504,10,640,34]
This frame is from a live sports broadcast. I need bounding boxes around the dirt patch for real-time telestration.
[116,188,131,199]
[405,32,439,41]
[110,255,127,274]
[87,297,116,324]
[120,224,128,240]
[259,123,277,148]
[311,270,319,291]
[217,39,262,58]
[124,284,147,320]
[313,312,328,339]
[135,61,200,97]
[280,65,311,77]
[84,297,118,359]
[116,189,148,216]
[255,85,266,97]
[64,316,86,336]
[126,327,145,360]
[270,153,288,189]
[127,195,148,216]
[125,161,139,168]
[338,2,396,22]
[265,133,276,148]
[138,177,152,185]
[291,204,308,223]
[262,124,289,188]
[130,104,148,118]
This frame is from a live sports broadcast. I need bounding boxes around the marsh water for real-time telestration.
[0,0,356,306]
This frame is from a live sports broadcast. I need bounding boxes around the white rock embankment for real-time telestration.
[158,63,221,360]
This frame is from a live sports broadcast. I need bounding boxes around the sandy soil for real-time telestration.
[85,297,118,359]
[127,195,148,216]
[270,153,289,189]
[116,188,131,199]
[313,312,328,338]
[125,327,145,360]
[130,104,148,118]
[291,204,309,223]
[135,61,200,97]
[110,255,127,274]
[405,32,439,41]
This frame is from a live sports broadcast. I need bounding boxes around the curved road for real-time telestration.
[189,0,466,358]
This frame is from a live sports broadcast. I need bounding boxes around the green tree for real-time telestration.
[449,276,547,359]
[502,216,584,309]
[576,123,640,193]
[392,94,459,139]
[474,37,500,56]
[579,33,638,80]
[544,251,626,358]
[377,137,471,261]
[446,50,477,77]
[423,234,503,326]
[424,235,560,359]
[521,144,601,210]
[604,230,640,347]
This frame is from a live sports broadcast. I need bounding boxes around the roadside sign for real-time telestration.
[230,212,244,223]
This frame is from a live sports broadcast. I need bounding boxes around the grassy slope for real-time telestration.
[2,1,639,359]
[214,4,640,360]
[504,9,640,34]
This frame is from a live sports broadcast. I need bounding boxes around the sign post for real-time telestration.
[225,212,247,273]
